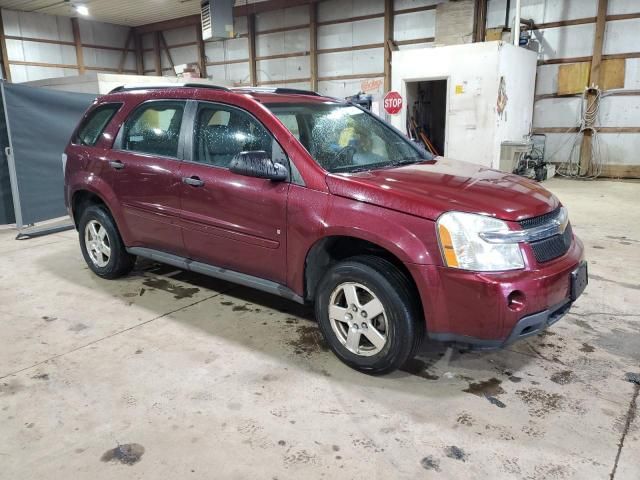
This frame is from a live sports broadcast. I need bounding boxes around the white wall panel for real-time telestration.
[2,8,73,41]
[256,55,310,83]
[208,62,250,84]
[78,19,129,48]
[279,81,311,90]
[164,26,197,45]
[256,29,310,57]
[206,37,249,63]
[394,10,435,41]
[318,76,383,98]
[535,64,560,95]
[318,0,384,22]
[624,58,640,89]
[9,64,78,83]
[394,0,442,10]
[537,24,595,61]
[599,96,640,127]
[170,45,198,65]
[534,97,581,128]
[608,0,640,15]
[142,33,153,49]
[318,18,384,49]
[234,16,248,35]
[542,132,581,163]
[604,19,640,55]
[6,38,76,65]
[487,0,598,29]
[256,5,309,31]
[318,48,383,77]
[597,134,640,165]
[83,47,122,69]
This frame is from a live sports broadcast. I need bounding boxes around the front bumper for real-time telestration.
[406,235,586,348]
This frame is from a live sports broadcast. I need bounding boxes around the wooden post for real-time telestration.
[383,0,393,93]
[117,29,133,74]
[309,2,318,91]
[160,33,176,75]
[579,0,607,176]
[0,9,12,81]
[248,14,257,86]
[153,31,161,75]
[196,24,207,78]
[473,0,488,42]
[71,17,85,74]
[134,34,144,75]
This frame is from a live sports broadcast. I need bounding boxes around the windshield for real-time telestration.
[266,102,432,173]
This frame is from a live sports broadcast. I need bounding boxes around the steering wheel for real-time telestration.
[326,145,357,170]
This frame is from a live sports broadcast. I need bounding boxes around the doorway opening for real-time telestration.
[405,79,447,156]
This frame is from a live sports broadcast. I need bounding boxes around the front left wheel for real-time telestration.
[78,205,136,279]
[315,255,425,374]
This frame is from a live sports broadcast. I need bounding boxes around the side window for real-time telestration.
[193,103,273,168]
[74,103,121,146]
[121,101,185,157]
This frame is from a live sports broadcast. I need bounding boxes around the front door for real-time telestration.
[179,101,289,284]
[110,100,186,256]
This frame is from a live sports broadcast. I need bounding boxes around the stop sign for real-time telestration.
[383,91,403,115]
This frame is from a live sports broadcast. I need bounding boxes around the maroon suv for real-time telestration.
[64,84,587,374]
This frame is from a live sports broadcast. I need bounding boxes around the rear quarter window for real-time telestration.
[74,103,121,146]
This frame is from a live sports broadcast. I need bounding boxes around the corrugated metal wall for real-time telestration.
[1,8,136,82]
[487,0,640,174]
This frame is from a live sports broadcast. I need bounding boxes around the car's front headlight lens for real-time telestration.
[436,211,524,271]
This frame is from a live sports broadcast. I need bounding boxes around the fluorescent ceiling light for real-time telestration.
[75,5,89,16]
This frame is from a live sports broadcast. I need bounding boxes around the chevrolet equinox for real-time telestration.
[64,84,587,374]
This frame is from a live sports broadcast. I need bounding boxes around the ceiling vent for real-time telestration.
[201,0,235,41]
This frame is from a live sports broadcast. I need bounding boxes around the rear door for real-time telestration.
[110,100,187,256]
[179,100,289,284]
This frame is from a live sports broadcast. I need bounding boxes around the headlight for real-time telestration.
[436,211,524,271]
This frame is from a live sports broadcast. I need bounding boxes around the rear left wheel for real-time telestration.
[78,205,136,279]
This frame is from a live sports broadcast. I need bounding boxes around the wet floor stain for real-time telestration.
[420,456,441,472]
[68,323,89,332]
[41,316,56,322]
[142,278,200,299]
[401,358,439,380]
[100,443,145,465]
[516,388,564,417]
[570,318,595,331]
[288,324,329,356]
[31,373,49,381]
[508,376,522,383]
[444,445,467,462]
[486,396,507,408]
[232,305,250,312]
[463,378,504,397]
[221,301,233,306]
[456,412,473,426]
[0,380,24,396]
[625,372,640,385]
[589,274,640,291]
[579,343,595,352]
[551,370,575,385]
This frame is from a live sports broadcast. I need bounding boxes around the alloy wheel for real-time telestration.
[84,219,111,268]
[328,282,388,356]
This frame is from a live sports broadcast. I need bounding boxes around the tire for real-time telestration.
[315,255,425,374]
[78,204,136,279]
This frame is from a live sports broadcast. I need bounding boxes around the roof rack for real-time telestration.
[109,83,230,94]
[233,86,321,97]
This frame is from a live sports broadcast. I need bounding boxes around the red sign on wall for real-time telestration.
[383,91,403,115]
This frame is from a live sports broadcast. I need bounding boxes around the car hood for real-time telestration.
[325,158,559,222]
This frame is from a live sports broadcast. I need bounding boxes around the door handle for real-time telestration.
[182,176,204,187]
[109,160,125,170]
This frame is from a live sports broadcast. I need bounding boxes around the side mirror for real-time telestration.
[229,150,288,182]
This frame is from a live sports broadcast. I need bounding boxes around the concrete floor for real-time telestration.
[0,178,638,479]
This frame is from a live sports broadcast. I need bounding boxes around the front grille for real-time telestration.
[528,223,573,263]
[519,207,561,229]
[519,208,572,263]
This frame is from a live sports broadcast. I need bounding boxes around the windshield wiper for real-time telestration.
[387,158,422,167]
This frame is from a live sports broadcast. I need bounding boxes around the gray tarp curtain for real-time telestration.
[0,81,95,227]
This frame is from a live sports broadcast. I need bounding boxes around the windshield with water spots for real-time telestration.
[266,103,432,173]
